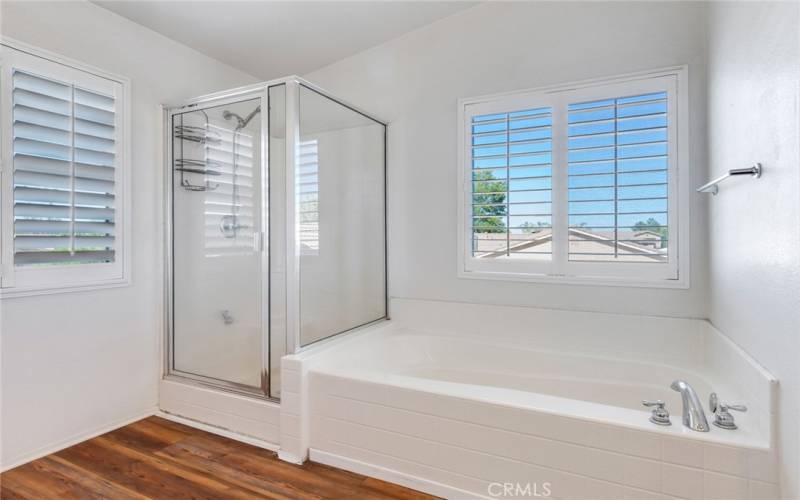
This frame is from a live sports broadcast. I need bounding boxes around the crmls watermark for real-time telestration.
[487,482,552,498]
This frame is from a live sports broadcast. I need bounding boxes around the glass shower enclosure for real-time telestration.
[165,78,386,400]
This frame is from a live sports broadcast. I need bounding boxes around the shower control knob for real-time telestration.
[642,400,672,426]
[220,215,239,238]
[221,310,234,325]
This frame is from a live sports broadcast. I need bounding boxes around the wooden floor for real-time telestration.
[0,416,438,499]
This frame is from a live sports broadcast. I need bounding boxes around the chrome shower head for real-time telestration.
[222,110,244,129]
[222,106,261,131]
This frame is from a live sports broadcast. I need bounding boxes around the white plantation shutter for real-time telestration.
[1,45,128,293]
[12,70,116,266]
[566,91,669,263]
[470,108,553,260]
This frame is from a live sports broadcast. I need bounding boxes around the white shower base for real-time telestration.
[285,299,779,500]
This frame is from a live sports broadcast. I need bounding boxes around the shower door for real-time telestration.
[168,88,280,397]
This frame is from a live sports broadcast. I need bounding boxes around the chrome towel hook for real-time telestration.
[697,163,762,195]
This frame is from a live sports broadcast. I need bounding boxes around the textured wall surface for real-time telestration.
[707,2,800,498]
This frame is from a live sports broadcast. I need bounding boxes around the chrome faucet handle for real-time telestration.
[720,403,747,412]
[642,400,671,426]
[709,393,747,430]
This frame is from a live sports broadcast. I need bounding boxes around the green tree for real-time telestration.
[520,221,552,234]
[633,217,668,248]
[472,170,507,233]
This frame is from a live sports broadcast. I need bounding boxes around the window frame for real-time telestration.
[0,38,132,298]
[457,66,689,288]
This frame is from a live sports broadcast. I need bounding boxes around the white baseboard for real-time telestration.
[0,407,158,472]
[157,410,280,452]
[309,448,487,500]
[277,450,304,464]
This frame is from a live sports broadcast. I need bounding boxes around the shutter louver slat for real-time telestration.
[567,92,668,263]
[14,121,72,145]
[14,105,71,131]
[74,87,114,111]
[14,137,70,160]
[14,203,114,221]
[13,89,70,116]
[75,133,115,154]
[14,171,114,194]
[14,187,114,207]
[14,250,114,266]
[75,118,115,140]
[15,219,115,235]
[13,72,71,99]
[15,235,114,251]
[74,103,114,126]
[13,153,70,175]
[75,163,115,182]
[74,148,114,167]
[12,70,117,266]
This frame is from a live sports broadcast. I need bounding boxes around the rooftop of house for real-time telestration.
[473,227,667,262]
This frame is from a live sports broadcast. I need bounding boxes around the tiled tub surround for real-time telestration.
[283,299,778,500]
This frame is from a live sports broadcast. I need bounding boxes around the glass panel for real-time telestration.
[297,85,386,347]
[172,96,265,390]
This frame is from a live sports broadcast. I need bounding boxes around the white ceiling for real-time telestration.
[94,1,477,80]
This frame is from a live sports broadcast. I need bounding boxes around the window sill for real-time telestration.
[0,278,130,299]
[458,269,689,289]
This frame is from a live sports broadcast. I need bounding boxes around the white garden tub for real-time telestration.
[286,300,778,500]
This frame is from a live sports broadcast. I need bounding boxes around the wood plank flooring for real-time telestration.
[0,416,438,500]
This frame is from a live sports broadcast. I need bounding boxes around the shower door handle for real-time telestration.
[253,231,264,252]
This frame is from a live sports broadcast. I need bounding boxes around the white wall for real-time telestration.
[304,1,709,318]
[0,0,257,469]
[707,3,800,498]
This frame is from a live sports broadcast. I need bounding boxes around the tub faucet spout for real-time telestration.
[670,380,709,432]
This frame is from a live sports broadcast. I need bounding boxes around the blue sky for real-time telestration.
[471,92,668,232]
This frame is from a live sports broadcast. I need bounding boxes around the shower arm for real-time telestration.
[222,105,262,237]
[240,106,261,130]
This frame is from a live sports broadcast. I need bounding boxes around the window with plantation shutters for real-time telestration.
[459,69,686,286]
[1,45,129,294]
